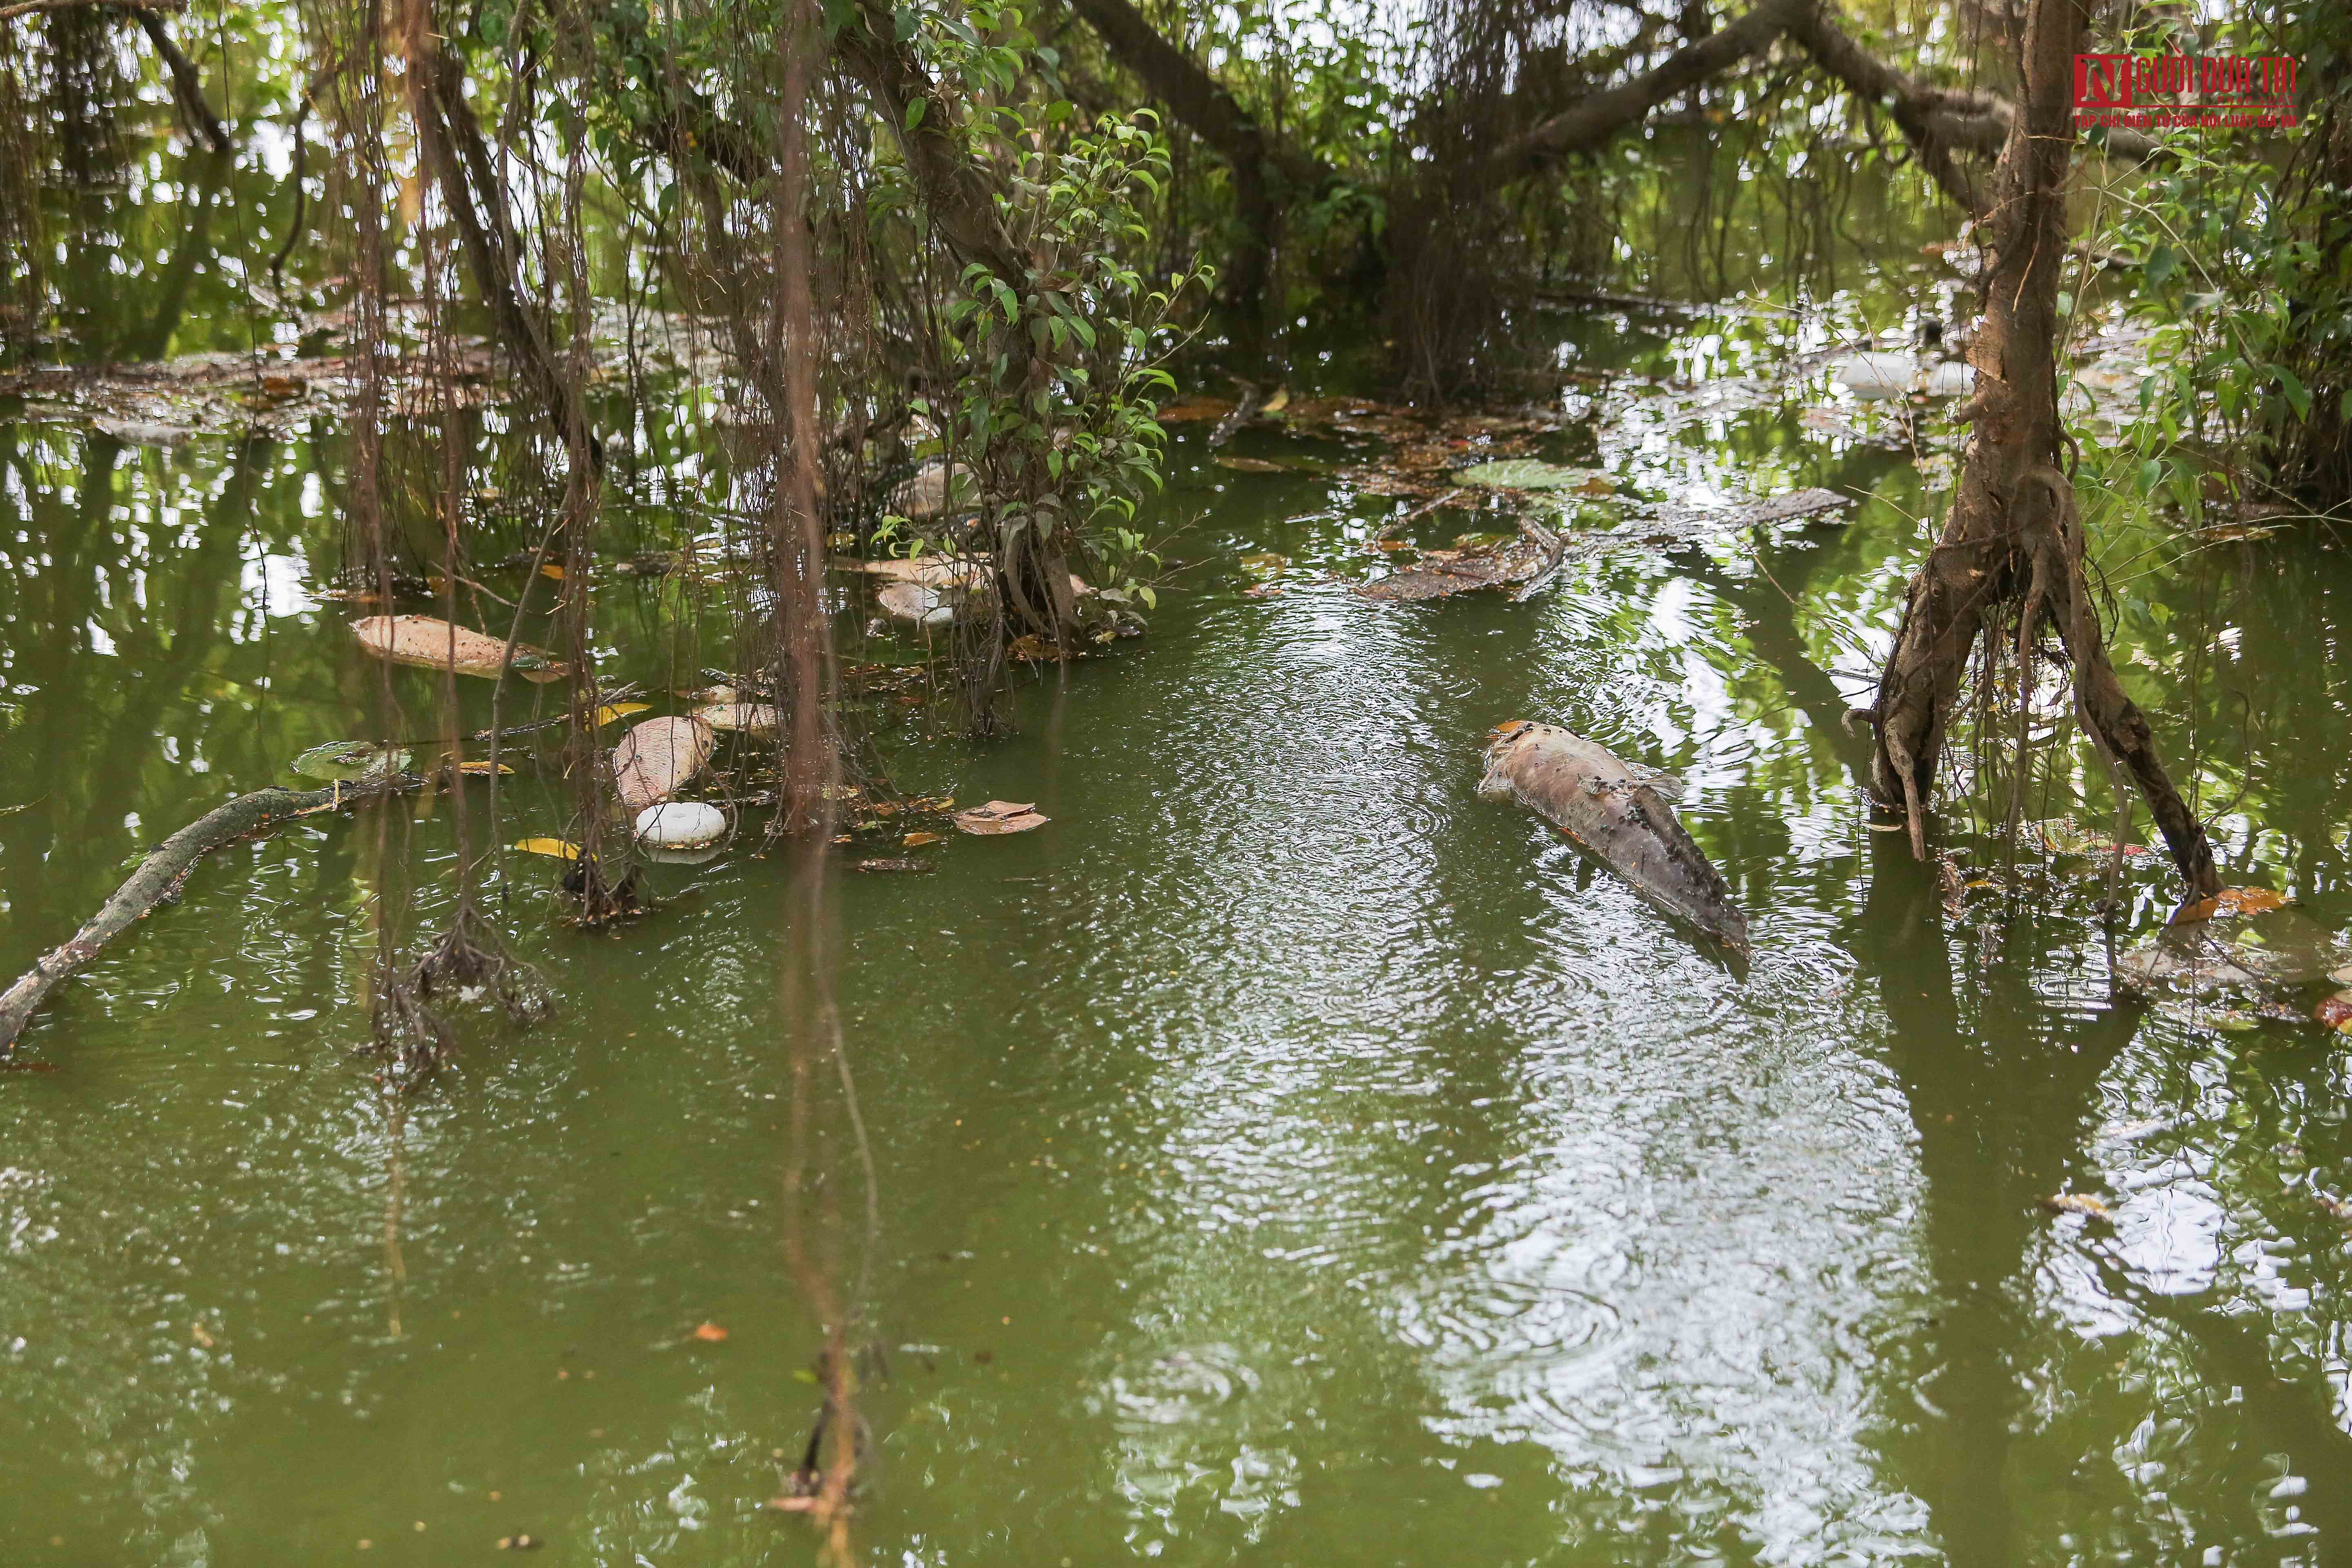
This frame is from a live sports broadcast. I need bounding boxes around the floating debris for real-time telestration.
[2113,902,2347,997]
[352,616,566,682]
[1479,720,1748,954]
[1451,459,1609,492]
[954,800,1049,835]
[634,802,727,849]
[693,702,780,736]
[290,740,412,782]
[612,717,715,813]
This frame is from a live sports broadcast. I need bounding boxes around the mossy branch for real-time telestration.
[0,778,423,1058]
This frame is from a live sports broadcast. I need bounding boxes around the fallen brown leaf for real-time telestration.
[954,800,1049,835]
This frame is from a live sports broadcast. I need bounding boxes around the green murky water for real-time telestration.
[7,127,2352,1568]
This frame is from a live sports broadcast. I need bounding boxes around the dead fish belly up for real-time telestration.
[1480,721,1751,954]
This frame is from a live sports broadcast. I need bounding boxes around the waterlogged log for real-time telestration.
[0,777,423,1056]
[612,715,715,813]
[1479,720,1750,954]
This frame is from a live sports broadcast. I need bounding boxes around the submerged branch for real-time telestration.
[0,777,426,1057]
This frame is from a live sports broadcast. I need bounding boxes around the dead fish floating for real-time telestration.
[1479,720,1750,955]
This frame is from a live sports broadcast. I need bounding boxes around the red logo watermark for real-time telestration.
[2074,51,2300,130]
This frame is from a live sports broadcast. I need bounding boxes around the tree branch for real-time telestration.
[833,0,1030,286]
[1782,0,2158,215]
[0,0,171,19]
[1452,0,1804,203]
[0,777,426,1057]
[1063,0,1332,193]
[132,8,232,153]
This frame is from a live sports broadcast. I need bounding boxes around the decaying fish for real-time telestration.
[1479,719,1750,954]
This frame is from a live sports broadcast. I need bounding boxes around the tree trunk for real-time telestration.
[1862,0,2219,902]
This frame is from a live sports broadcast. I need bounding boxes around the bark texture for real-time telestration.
[1862,0,2218,900]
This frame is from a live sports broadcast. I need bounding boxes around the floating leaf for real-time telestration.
[1212,454,1288,473]
[878,580,956,626]
[901,831,942,848]
[452,760,514,776]
[694,702,780,736]
[291,740,412,781]
[2172,885,2291,924]
[540,562,566,580]
[2040,1193,2114,1221]
[844,553,989,589]
[593,702,651,727]
[889,460,973,520]
[954,800,1049,835]
[612,716,715,813]
[1259,387,1291,414]
[1153,395,1235,423]
[693,1322,730,1343]
[1451,460,1605,491]
[2036,816,2149,858]
[510,838,581,860]
[352,615,566,682]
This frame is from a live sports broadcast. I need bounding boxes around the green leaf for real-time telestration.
[904,98,927,132]
[2272,364,2312,420]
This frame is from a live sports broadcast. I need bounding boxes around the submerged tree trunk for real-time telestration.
[1862,0,2219,902]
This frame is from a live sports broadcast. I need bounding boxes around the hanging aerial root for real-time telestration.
[0,778,426,1058]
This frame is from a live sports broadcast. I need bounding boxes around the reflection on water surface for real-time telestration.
[4,127,2352,1568]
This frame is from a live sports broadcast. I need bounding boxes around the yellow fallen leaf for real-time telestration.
[902,831,942,848]
[510,838,581,860]
[592,702,650,726]
[2173,885,2291,924]
[454,760,514,776]
[540,562,566,580]
[1261,386,1291,414]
